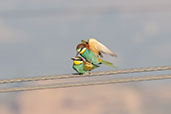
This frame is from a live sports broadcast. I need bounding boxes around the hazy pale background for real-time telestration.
[0,0,171,114]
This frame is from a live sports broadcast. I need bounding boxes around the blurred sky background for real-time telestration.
[0,0,171,114]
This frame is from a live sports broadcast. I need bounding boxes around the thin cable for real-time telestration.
[0,66,171,84]
[0,74,171,93]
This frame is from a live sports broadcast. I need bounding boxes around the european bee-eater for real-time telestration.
[71,56,99,74]
[76,38,117,68]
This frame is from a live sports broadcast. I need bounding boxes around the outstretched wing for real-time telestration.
[88,38,117,57]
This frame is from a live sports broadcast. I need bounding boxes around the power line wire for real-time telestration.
[0,74,171,93]
[0,66,171,84]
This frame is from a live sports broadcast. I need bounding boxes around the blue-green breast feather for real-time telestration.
[72,63,86,74]
[81,49,100,64]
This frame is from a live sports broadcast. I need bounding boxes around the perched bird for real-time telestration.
[76,38,117,68]
[71,56,99,74]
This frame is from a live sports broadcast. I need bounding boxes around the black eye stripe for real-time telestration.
[80,47,85,52]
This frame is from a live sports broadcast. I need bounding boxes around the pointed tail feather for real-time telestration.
[101,60,117,68]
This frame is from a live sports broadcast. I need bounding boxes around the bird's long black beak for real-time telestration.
[71,58,75,60]
[76,52,80,56]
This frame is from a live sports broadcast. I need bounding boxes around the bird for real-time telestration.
[76,38,117,68]
[71,56,99,74]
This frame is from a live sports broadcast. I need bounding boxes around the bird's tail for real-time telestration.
[101,59,117,68]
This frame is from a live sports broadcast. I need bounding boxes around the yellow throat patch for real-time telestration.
[73,60,83,65]
[80,48,86,54]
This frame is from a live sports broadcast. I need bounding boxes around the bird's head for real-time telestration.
[76,43,87,56]
[71,56,84,65]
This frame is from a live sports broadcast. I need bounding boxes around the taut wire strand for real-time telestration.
[0,66,171,84]
[0,74,171,93]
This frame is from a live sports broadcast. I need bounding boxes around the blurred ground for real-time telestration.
[0,83,171,114]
